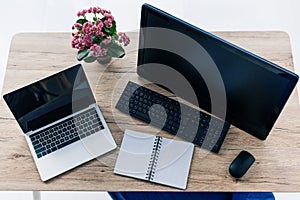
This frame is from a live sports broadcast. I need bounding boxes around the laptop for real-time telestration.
[3,64,117,181]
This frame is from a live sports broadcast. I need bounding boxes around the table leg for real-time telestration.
[32,191,41,200]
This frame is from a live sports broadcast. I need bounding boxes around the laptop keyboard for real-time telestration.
[29,107,105,159]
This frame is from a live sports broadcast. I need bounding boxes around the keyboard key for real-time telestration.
[39,138,45,143]
[57,136,80,150]
[51,147,58,152]
[34,144,42,150]
[35,147,46,154]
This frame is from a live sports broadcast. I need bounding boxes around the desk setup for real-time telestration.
[0,4,300,191]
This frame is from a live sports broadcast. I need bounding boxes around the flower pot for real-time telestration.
[97,55,112,64]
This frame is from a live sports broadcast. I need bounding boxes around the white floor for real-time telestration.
[0,191,112,200]
[0,0,300,199]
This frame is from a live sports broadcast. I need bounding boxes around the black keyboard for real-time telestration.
[116,81,230,153]
[30,107,104,159]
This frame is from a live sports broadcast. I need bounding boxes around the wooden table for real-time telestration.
[1,31,300,191]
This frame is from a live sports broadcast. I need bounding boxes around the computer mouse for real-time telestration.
[229,150,255,179]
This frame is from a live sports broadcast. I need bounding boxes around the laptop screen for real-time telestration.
[137,4,298,140]
[3,64,95,133]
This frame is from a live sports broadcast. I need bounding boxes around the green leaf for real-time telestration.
[108,21,117,35]
[112,33,119,40]
[83,55,97,63]
[76,18,88,25]
[107,42,125,58]
[92,36,102,44]
[103,27,110,35]
[77,49,89,61]
[103,21,117,36]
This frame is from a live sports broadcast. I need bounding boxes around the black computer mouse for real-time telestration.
[229,150,255,179]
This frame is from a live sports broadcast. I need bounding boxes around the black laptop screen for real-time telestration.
[137,4,299,139]
[3,64,95,133]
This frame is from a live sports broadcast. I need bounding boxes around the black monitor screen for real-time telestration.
[3,64,95,133]
[137,4,298,139]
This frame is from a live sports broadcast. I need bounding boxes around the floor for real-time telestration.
[0,0,300,199]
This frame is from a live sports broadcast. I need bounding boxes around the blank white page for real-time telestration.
[152,138,194,189]
[114,129,155,180]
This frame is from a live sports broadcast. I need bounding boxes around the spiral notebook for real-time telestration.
[114,129,194,189]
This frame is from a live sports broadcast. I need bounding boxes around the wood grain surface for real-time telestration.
[0,31,300,191]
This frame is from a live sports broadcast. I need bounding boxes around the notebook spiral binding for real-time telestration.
[145,136,163,181]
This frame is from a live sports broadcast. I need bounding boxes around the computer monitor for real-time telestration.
[137,4,299,140]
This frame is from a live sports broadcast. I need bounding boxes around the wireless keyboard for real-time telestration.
[116,81,230,153]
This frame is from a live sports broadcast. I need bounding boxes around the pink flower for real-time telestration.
[118,32,130,46]
[89,44,108,57]
[83,35,93,47]
[100,8,111,14]
[72,23,82,30]
[82,22,93,34]
[93,7,98,14]
[72,38,85,50]
[104,19,113,28]
[96,20,103,29]
[82,9,88,15]
[104,13,114,21]
[102,36,112,46]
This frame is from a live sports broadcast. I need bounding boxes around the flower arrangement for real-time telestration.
[71,7,130,63]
